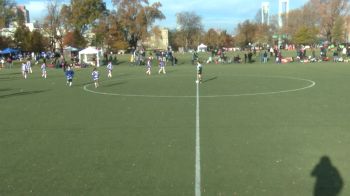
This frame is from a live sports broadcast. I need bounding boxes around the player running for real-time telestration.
[196,61,203,83]
[41,63,47,78]
[26,59,32,74]
[146,56,152,75]
[107,61,113,78]
[92,68,99,88]
[21,62,28,79]
[65,66,74,87]
[158,57,166,74]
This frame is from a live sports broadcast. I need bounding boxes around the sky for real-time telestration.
[17,0,309,33]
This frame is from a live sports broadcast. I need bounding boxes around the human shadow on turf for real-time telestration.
[311,156,343,196]
[0,88,13,92]
[0,90,48,99]
[102,81,127,87]
[203,76,218,83]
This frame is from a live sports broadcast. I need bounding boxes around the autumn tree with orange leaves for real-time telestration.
[111,0,165,48]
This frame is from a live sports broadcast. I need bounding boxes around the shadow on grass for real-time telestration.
[203,76,218,83]
[0,76,21,81]
[0,72,21,76]
[102,81,127,87]
[0,88,13,92]
[0,89,48,99]
[311,156,343,196]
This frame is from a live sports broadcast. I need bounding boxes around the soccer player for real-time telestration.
[65,66,74,87]
[21,62,28,79]
[41,63,47,78]
[92,68,99,88]
[107,61,113,78]
[196,61,203,83]
[146,56,152,75]
[26,59,32,73]
[158,57,166,74]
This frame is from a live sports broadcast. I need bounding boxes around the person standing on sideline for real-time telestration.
[65,66,74,87]
[107,61,113,78]
[22,62,28,79]
[196,61,203,83]
[146,56,152,75]
[263,51,268,63]
[92,68,100,88]
[41,63,47,78]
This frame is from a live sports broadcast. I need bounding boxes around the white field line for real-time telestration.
[83,76,316,98]
[195,82,201,196]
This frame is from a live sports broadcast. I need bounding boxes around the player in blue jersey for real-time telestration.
[92,68,100,88]
[41,63,47,78]
[107,61,113,78]
[21,62,28,79]
[196,61,203,83]
[65,66,74,87]
[146,56,152,75]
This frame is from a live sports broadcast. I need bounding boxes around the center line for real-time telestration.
[195,82,201,196]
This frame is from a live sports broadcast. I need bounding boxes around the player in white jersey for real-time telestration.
[107,61,113,78]
[92,68,100,88]
[158,57,166,74]
[146,57,152,75]
[21,62,28,79]
[26,60,32,73]
[41,63,47,78]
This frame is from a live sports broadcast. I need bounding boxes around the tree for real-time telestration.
[0,35,13,48]
[63,29,86,48]
[176,11,203,50]
[112,0,165,48]
[306,0,349,42]
[203,29,220,49]
[332,17,345,44]
[70,0,107,33]
[234,20,258,48]
[0,0,16,28]
[13,24,31,51]
[43,0,65,52]
[30,29,47,52]
[103,12,129,52]
[292,26,318,45]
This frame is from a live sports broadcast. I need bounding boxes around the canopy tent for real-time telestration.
[64,46,79,60]
[64,46,79,52]
[0,48,19,55]
[197,43,207,52]
[78,47,102,67]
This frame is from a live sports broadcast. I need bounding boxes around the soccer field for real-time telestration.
[1,61,349,195]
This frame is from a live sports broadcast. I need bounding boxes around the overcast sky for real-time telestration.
[17,0,309,32]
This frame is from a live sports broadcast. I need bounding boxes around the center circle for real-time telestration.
[83,75,316,98]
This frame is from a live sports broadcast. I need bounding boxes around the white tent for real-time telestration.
[197,43,207,52]
[78,47,102,67]
[64,46,79,52]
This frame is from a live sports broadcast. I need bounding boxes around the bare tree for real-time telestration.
[43,0,64,52]
[176,11,203,50]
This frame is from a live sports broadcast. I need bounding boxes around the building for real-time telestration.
[261,2,270,25]
[16,5,30,23]
[144,28,169,50]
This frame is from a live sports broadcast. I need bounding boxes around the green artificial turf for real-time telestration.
[1,58,349,196]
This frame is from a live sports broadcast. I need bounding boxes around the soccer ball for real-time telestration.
[195,80,199,84]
